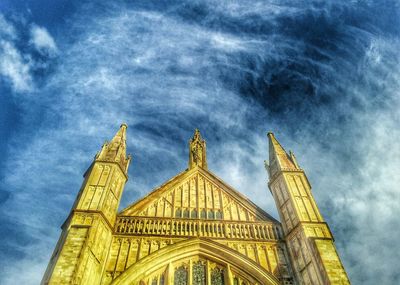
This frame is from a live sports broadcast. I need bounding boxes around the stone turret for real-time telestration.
[267,133,350,285]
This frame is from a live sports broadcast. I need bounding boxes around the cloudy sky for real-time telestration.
[0,0,399,284]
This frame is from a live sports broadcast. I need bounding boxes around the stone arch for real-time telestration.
[109,238,280,285]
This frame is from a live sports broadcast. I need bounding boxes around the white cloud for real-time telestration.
[0,39,33,92]
[30,24,58,56]
[0,15,58,93]
[0,14,34,92]
[0,14,17,40]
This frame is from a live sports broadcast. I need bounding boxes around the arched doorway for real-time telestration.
[109,238,280,285]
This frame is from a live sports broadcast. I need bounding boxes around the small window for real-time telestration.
[201,209,207,219]
[183,209,190,218]
[208,210,214,219]
[175,209,181,218]
[215,210,222,219]
[191,209,197,219]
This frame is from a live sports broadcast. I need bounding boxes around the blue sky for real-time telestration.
[0,1,399,284]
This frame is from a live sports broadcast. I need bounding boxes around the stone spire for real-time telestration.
[266,132,298,179]
[96,123,131,173]
[188,129,207,169]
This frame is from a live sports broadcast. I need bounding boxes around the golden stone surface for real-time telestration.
[42,127,350,285]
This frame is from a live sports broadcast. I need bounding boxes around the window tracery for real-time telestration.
[210,268,224,285]
[140,258,258,285]
[174,266,188,285]
[192,261,206,285]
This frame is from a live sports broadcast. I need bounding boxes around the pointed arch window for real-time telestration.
[174,266,188,285]
[211,268,224,285]
[208,210,215,219]
[215,210,222,219]
[175,209,182,218]
[192,261,206,285]
[183,209,190,218]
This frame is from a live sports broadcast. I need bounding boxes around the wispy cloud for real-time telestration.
[0,15,58,94]
[0,15,33,92]
[30,24,58,56]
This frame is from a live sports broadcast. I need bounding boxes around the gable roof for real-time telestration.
[119,166,279,224]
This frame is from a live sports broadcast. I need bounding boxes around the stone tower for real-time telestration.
[42,125,350,285]
[41,124,131,285]
[266,133,350,284]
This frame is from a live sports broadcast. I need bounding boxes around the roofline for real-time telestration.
[119,166,280,224]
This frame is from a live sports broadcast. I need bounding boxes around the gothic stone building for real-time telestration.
[41,125,350,285]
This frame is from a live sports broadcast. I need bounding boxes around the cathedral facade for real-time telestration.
[41,125,350,285]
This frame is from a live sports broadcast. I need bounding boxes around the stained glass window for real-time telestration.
[174,266,188,285]
[211,268,224,285]
[192,261,206,285]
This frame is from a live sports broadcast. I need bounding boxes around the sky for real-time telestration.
[0,0,399,284]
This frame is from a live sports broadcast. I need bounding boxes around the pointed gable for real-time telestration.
[119,167,277,223]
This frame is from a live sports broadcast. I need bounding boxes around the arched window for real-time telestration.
[191,209,197,219]
[211,268,224,285]
[192,261,206,285]
[215,210,222,219]
[174,266,188,285]
[201,209,207,219]
[208,210,215,219]
[183,209,190,218]
[175,209,181,218]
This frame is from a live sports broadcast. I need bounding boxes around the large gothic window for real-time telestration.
[211,268,224,285]
[192,261,206,285]
[174,266,188,285]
